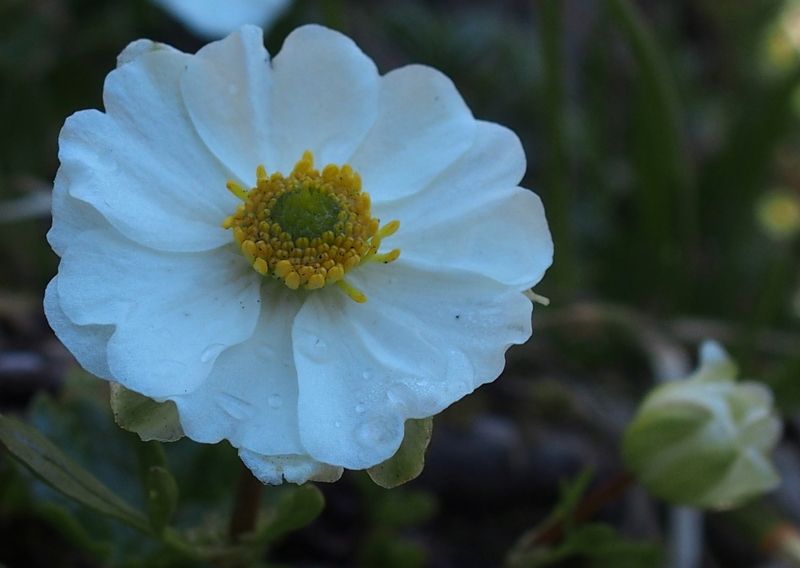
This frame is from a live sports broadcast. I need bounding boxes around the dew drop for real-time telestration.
[334,420,342,428]
[355,417,400,449]
[268,394,283,408]
[387,383,415,408]
[200,343,226,363]
[362,369,374,380]
[355,403,366,415]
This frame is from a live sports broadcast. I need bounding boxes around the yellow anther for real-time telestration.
[307,274,326,290]
[223,151,400,302]
[368,249,401,264]
[253,258,268,275]
[336,279,367,303]
[226,180,249,201]
[285,272,301,290]
[275,260,293,278]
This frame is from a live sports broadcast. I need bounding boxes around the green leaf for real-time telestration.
[258,484,325,544]
[144,466,179,537]
[35,501,113,559]
[110,383,184,442]
[367,418,433,489]
[0,414,152,534]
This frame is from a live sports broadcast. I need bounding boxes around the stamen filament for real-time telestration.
[336,279,367,303]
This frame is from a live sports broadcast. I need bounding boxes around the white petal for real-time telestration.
[43,277,115,381]
[152,0,291,39]
[47,166,111,258]
[56,229,261,398]
[379,121,553,288]
[63,49,239,252]
[117,39,182,68]
[239,449,343,485]
[268,25,379,173]
[350,64,476,202]
[293,263,531,470]
[171,285,305,456]
[181,26,277,186]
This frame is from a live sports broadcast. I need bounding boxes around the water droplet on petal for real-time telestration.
[200,343,226,363]
[355,403,366,414]
[387,383,415,409]
[362,369,374,380]
[268,394,283,408]
[355,416,400,449]
[334,420,342,428]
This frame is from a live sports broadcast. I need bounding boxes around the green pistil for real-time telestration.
[270,185,343,240]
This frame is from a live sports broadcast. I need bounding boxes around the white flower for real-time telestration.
[623,341,782,509]
[44,25,553,484]
[152,0,291,39]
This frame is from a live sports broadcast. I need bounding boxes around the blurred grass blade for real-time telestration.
[367,417,433,489]
[0,415,152,534]
[539,0,574,290]
[605,0,697,299]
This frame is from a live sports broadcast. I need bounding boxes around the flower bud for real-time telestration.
[622,341,782,509]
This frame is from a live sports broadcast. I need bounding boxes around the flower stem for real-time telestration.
[510,470,636,557]
[229,462,264,543]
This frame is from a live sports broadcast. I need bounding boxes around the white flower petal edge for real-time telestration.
[380,121,553,288]
[239,449,343,485]
[44,278,115,381]
[293,263,533,470]
[152,0,291,40]
[63,48,238,253]
[180,26,277,186]
[266,25,380,172]
[171,287,306,456]
[349,64,476,202]
[54,229,262,398]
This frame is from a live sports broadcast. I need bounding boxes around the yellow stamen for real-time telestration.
[336,279,367,303]
[226,180,249,201]
[223,151,400,302]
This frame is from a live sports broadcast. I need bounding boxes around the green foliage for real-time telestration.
[514,523,662,568]
[110,383,185,443]
[0,414,152,534]
[367,417,433,489]
[256,484,325,544]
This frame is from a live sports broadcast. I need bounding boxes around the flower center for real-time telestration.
[222,151,400,303]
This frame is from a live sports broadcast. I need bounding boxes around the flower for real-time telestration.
[151,0,291,39]
[623,341,782,509]
[44,25,553,484]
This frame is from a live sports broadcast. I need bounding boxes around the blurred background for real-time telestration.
[3,0,800,567]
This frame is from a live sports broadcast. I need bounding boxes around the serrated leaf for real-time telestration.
[258,485,325,544]
[367,418,433,489]
[110,383,184,442]
[0,415,151,534]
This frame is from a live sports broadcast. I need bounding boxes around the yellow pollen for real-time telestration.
[223,151,400,302]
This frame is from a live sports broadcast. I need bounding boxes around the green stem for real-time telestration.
[229,462,264,543]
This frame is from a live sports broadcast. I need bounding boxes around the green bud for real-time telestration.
[622,341,781,509]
